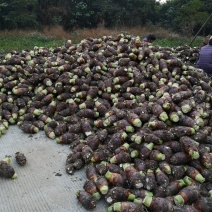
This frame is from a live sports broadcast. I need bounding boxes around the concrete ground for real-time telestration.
[0,126,107,212]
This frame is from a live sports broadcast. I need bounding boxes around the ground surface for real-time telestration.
[0,126,107,212]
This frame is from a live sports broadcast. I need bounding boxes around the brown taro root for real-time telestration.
[159,59,169,73]
[178,98,196,114]
[165,179,186,196]
[90,147,111,163]
[108,201,144,212]
[199,149,212,169]
[103,114,118,127]
[114,143,130,154]
[68,138,85,149]
[153,130,175,142]
[94,118,104,128]
[96,161,122,176]
[145,159,158,170]
[79,99,94,109]
[134,158,146,172]
[173,205,199,212]
[183,176,208,197]
[126,111,142,127]
[0,93,7,104]
[172,90,193,102]
[114,119,134,133]
[84,135,100,151]
[155,167,170,186]
[40,94,54,106]
[149,150,166,161]
[95,176,109,195]
[120,80,134,93]
[32,120,45,130]
[81,118,95,137]
[143,196,173,212]
[2,109,16,124]
[86,165,99,182]
[15,97,27,108]
[58,107,76,117]
[76,190,97,210]
[153,145,173,162]
[127,87,142,95]
[170,152,191,165]
[130,130,147,144]
[38,114,52,124]
[86,86,98,100]
[42,101,56,117]
[151,103,169,122]
[66,152,82,165]
[68,123,82,134]
[54,122,67,137]
[77,108,99,119]
[170,126,195,138]
[96,129,108,142]
[20,122,39,134]
[164,141,182,153]
[144,133,163,145]
[148,117,168,130]
[65,114,81,124]
[0,157,17,179]
[192,196,212,212]
[72,143,86,153]
[56,133,76,144]
[180,136,200,160]
[65,159,84,175]
[139,142,154,159]
[107,130,128,151]
[105,187,135,205]
[83,180,101,200]
[131,188,153,200]
[156,94,174,112]
[185,165,205,183]
[81,145,94,164]
[123,163,144,189]
[0,119,8,134]
[113,76,130,85]
[174,186,200,206]
[144,169,157,191]
[15,152,27,166]
[94,99,108,116]
[189,160,212,182]
[109,151,131,164]
[12,87,32,96]
[153,184,167,198]
[159,161,171,175]
[171,165,186,180]
[206,135,212,145]
[122,92,135,100]
[105,170,126,187]
[44,126,56,139]
[191,129,207,143]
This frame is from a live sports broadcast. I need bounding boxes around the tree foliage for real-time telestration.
[0,0,39,29]
[174,0,208,35]
[0,0,211,35]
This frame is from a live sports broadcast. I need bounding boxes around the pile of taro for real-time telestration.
[0,34,211,212]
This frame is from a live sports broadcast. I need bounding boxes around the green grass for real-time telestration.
[155,37,203,48]
[0,32,65,54]
[0,31,203,55]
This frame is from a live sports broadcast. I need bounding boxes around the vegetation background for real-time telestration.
[0,0,211,53]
